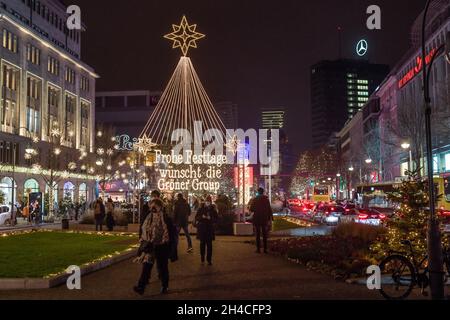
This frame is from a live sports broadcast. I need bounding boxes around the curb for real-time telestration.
[0,249,137,290]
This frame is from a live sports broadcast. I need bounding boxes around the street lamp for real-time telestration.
[401,142,413,172]
[421,0,449,299]
[365,158,372,164]
[348,166,354,172]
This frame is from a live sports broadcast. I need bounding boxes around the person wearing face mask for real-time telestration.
[194,195,218,265]
[133,199,176,295]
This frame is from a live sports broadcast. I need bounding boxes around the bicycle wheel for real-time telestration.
[379,255,416,300]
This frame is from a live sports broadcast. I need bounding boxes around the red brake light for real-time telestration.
[358,214,368,219]
[345,209,350,212]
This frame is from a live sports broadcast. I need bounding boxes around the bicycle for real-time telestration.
[378,240,450,300]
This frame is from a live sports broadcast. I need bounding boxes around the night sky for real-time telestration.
[66,0,425,153]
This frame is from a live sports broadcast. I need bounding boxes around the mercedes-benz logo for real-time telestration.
[356,39,368,57]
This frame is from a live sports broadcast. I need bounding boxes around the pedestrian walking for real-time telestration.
[133,199,177,295]
[74,202,80,221]
[249,188,273,254]
[194,196,218,265]
[173,193,193,254]
[32,200,41,226]
[94,197,106,231]
[105,198,115,231]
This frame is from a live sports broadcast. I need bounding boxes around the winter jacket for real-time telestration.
[195,205,218,242]
[173,199,191,227]
[249,195,273,226]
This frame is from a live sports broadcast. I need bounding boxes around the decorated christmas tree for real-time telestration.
[371,169,448,259]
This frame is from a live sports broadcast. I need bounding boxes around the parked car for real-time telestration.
[340,208,387,226]
[0,206,12,226]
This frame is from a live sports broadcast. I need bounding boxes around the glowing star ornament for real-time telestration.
[164,15,205,56]
[134,134,157,155]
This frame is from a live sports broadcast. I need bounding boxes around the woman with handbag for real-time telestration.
[133,199,176,295]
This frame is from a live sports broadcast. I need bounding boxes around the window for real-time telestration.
[80,101,90,148]
[48,57,60,76]
[357,79,369,84]
[1,65,19,128]
[357,85,369,90]
[65,67,75,84]
[358,97,369,102]
[47,87,60,138]
[445,154,450,172]
[358,91,369,96]
[2,29,18,53]
[26,77,41,134]
[81,76,90,92]
[26,44,41,65]
[65,94,76,146]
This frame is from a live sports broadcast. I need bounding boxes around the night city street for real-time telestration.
[1,0,450,312]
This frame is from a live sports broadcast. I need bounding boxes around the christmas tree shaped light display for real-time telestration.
[139,16,228,146]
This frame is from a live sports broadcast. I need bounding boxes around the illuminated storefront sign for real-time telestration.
[398,48,437,89]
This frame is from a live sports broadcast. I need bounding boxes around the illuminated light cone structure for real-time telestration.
[140,16,227,146]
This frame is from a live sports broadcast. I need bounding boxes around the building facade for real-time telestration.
[261,108,285,130]
[214,101,238,130]
[338,0,450,192]
[310,59,389,149]
[96,90,161,139]
[0,0,98,211]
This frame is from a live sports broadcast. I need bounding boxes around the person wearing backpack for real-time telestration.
[94,197,106,231]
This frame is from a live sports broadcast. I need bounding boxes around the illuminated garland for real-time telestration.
[0,165,97,181]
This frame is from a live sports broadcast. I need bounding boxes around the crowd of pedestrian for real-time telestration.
[132,188,273,296]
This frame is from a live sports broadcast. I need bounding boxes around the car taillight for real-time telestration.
[358,214,368,219]
[303,208,308,212]
[345,209,350,212]
[379,214,386,219]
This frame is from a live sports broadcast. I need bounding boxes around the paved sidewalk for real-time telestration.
[0,236,386,300]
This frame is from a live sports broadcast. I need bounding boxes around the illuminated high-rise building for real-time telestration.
[261,108,285,130]
[310,59,389,149]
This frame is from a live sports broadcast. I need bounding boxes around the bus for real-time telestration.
[311,185,331,203]
[356,176,450,215]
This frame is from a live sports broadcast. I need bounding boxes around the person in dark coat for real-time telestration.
[105,198,115,231]
[94,197,106,231]
[173,193,193,253]
[249,188,273,254]
[133,199,177,295]
[139,201,150,238]
[194,195,218,265]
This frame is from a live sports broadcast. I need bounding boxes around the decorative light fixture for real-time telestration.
[96,159,104,166]
[54,148,61,156]
[349,166,354,172]
[365,158,372,164]
[97,131,103,138]
[164,15,205,57]
[97,148,105,156]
